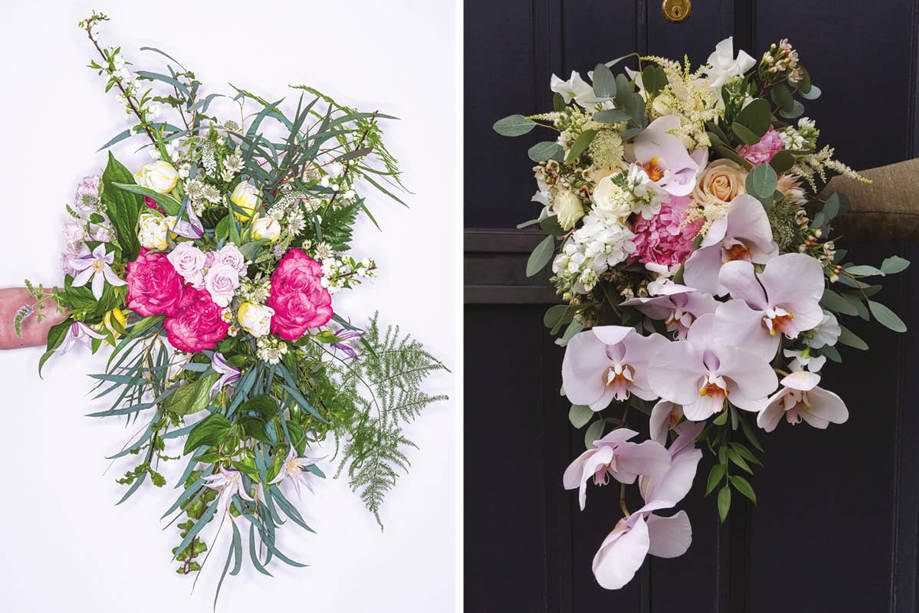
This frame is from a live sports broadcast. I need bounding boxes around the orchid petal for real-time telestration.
[592,517,650,590]
[646,511,692,558]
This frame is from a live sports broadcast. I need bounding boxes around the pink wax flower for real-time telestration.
[163,286,229,353]
[267,249,333,340]
[736,126,784,166]
[126,249,185,317]
[629,196,702,267]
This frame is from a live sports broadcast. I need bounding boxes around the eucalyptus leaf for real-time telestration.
[493,114,537,137]
[746,164,778,200]
[568,405,593,429]
[528,141,564,163]
[881,256,910,274]
[526,235,555,277]
[868,300,907,332]
[591,63,616,99]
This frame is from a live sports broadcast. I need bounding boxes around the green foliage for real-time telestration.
[101,152,142,260]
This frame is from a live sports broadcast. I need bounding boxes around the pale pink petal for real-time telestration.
[714,299,778,358]
[683,392,724,421]
[613,440,671,484]
[643,448,702,507]
[649,400,674,445]
[717,345,779,406]
[562,331,612,408]
[682,243,724,295]
[563,446,615,511]
[699,216,728,249]
[647,341,702,406]
[592,326,634,346]
[723,195,779,263]
[781,370,820,391]
[91,271,105,300]
[719,260,767,309]
[802,386,849,426]
[756,393,786,432]
[759,253,824,307]
[71,266,94,287]
[592,517,650,590]
[646,511,692,558]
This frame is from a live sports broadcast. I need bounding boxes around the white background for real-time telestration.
[0,1,459,611]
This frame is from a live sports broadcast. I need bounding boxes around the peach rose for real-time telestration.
[692,159,747,206]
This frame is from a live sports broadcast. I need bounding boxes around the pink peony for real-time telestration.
[163,286,229,352]
[266,249,333,340]
[126,249,185,316]
[736,126,783,165]
[630,196,702,267]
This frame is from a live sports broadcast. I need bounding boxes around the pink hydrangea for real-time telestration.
[126,249,185,316]
[630,196,702,267]
[267,249,333,340]
[736,126,784,165]
[163,286,229,352]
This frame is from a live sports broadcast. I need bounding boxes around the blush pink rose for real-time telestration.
[163,286,229,352]
[126,249,185,316]
[266,249,333,340]
[736,126,784,165]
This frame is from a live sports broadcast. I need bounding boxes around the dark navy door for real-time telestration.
[464,2,919,611]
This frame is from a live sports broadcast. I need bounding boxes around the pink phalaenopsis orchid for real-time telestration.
[631,115,705,197]
[649,400,704,448]
[683,194,779,295]
[649,313,778,421]
[591,437,702,590]
[621,283,718,339]
[562,326,669,410]
[70,243,126,300]
[563,428,671,510]
[756,369,848,432]
[716,253,825,358]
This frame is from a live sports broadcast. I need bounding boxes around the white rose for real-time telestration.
[552,189,584,231]
[138,213,169,250]
[230,182,260,220]
[204,264,240,308]
[135,161,179,194]
[592,175,632,221]
[237,302,274,337]
[167,241,207,288]
[251,214,281,242]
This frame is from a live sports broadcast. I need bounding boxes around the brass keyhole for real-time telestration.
[662,0,691,22]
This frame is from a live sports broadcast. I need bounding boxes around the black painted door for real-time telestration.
[464,2,919,611]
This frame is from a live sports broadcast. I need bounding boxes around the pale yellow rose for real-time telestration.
[693,159,747,206]
[251,215,281,242]
[138,212,169,250]
[237,302,274,337]
[552,188,585,231]
[134,161,178,194]
[230,182,260,221]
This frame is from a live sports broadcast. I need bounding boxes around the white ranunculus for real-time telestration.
[703,37,756,93]
[230,182,260,220]
[237,302,274,337]
[135,161,179,194]
[552,188,585,231]
[138,213,169,250]
[592,175,632,221]
[251,214,281,242]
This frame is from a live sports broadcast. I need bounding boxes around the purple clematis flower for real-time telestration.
[563,428,671,510]
[631,115,704,197]
[70,244,126,300]
[682,194,779,295]
[756,369,848,432]
[562,326,670,411]
[715,253,825,358]
[210,352,240,400]
[621,283,718,339]
[591,438,702,590]
[269,446,322,498]
[169,204,204,239]
[203,467,254,511]
[331,327,364,359]
[649,313,778,421]
[57,321,107,354]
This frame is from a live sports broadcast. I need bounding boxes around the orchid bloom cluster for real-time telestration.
[21,13,445,597]
[497,37,910,590]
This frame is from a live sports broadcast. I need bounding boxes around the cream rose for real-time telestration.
[237,301,274,337]
[592,175,632,221]
[138,212,169,250]
[230,182,260,220]
[251,215,281,242]
[692,159,747,206]
[135,161,179,194]
[552,188,585,231]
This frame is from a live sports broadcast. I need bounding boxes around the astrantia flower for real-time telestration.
[756,370,848,432]
[683,194,779,295]
[562,326,669,410]
[203,468,254,511]
[629,196,702,267]
[563,428,671,510]
[269,446,321,497]
[649,313,778,421]
[715,253,825,357]
[70,244,126,300]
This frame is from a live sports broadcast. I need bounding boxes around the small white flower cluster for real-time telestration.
[320,256,376,293]
[552,212,636,295]
[779,117,818,151]
[595,166,667,222]
[237,276,272,304]
[256,336,288,365]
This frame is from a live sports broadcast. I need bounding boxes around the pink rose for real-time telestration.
[126,249,185,316]
[167,242,207,288]
[266,249,333,340]
[204,264,239,308]
[736,126,784,165]
[214,244,247,274]
[163,286,229,352]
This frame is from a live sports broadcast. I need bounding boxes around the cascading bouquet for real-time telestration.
[16,12,446,597]
[495,37,909,589]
